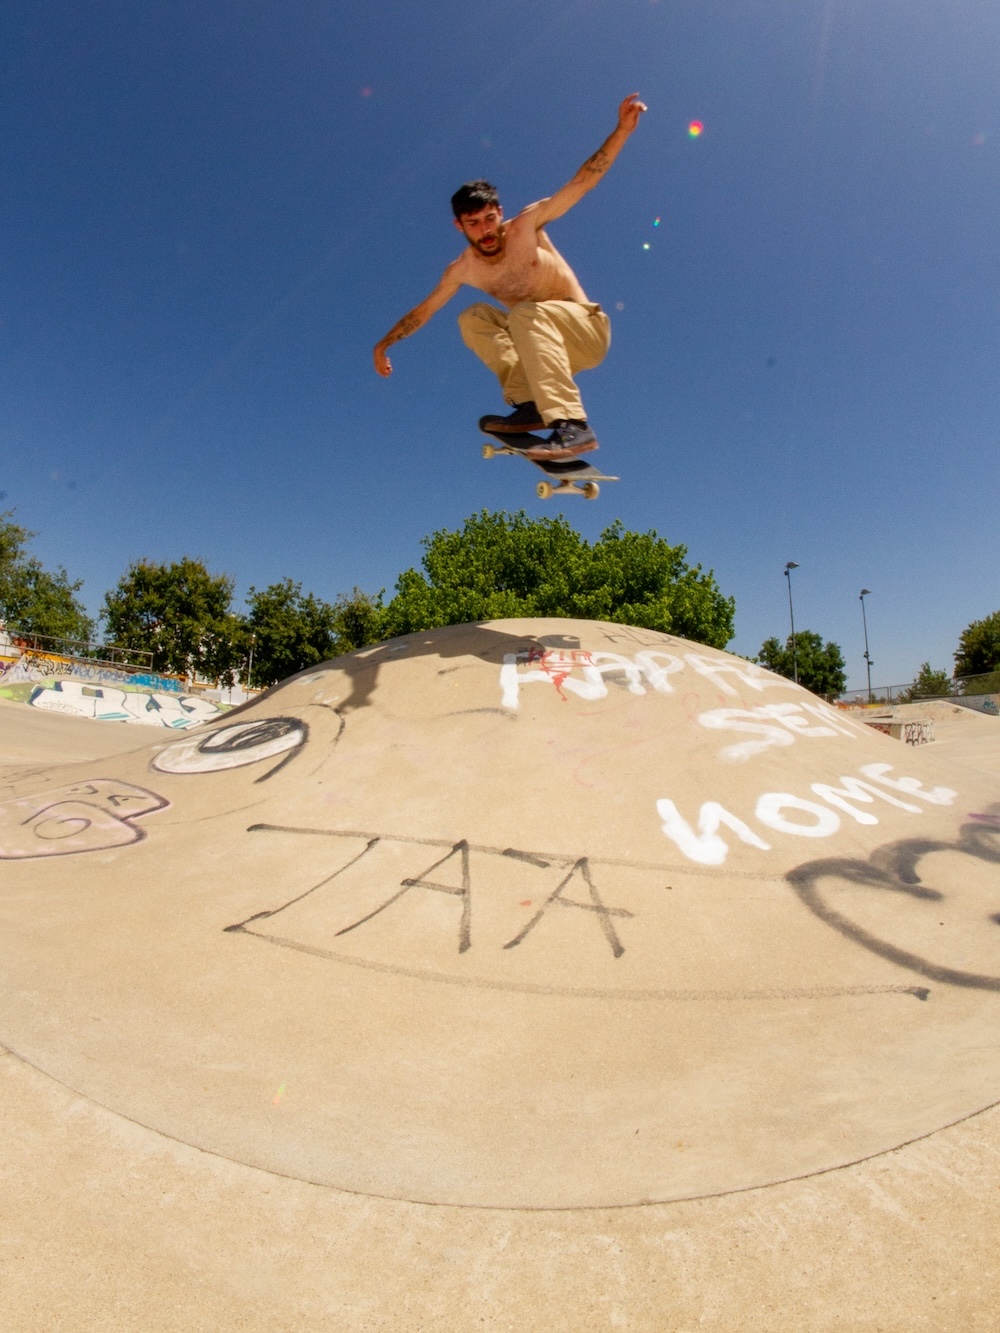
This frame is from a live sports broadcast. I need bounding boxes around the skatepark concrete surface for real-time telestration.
[868,699,1000,779]
[2,619,1000,1330]
[0,693,156,773]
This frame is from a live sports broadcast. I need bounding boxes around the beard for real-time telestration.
[471,228,505,257]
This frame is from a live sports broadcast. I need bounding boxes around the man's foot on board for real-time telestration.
[479,401,545,433]
[524,420,598,460]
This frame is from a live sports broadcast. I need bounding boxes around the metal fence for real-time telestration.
[839,670,1000,712]
[1,625,154,672]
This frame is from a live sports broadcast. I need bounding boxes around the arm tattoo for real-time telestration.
[387,312,421,345]
[582,147,611,176]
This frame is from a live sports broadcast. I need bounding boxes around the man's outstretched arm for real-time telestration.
[529,93,646,228]
[373,265,462,377]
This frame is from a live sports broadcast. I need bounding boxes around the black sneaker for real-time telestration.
[479,401,545,433]
[524,419,598,460]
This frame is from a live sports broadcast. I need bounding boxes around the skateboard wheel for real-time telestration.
[536,480,554,500]
[482,443,496,459]
[582,482,600,500]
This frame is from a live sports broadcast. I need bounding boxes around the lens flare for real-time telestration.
[688,120,704,137]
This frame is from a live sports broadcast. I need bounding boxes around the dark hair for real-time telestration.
[451,179,500,219]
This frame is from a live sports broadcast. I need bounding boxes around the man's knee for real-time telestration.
[457,302,503,335]
[506,301,542,330]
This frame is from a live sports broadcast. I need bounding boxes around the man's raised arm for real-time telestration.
[530,93,646,228]
[373,264,462,377]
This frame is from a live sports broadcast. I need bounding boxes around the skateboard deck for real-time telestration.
[480,429,619,500]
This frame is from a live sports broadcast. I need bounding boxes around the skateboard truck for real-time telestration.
[480,431,619,501]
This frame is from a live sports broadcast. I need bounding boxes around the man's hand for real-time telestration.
[532,92,648,227]
[373,341,393,377]
[373,310,425,379]
[372,267,462,378]
[617,92,647,136]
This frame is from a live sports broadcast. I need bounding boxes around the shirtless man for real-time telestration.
[373,93,646,460]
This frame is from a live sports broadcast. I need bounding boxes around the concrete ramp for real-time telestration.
[1,619,998,1209]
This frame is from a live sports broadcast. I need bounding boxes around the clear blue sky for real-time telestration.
[2,0,996,689]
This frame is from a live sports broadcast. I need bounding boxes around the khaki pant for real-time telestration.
[458,300,611,424]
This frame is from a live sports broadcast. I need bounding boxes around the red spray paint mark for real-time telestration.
[526,648,596,701]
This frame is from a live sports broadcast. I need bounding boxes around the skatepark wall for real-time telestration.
[0,647,184,694]
[0,646,228,729]
[0,676,227,729]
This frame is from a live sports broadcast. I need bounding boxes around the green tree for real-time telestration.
[378,512,735,647]
[244,579,342,687]
[954,610,1000,679]
[757,631,847,698]
[331,587,387,654]
[102,557,242,683]
[0,511,94,646]
[899,662,952,702]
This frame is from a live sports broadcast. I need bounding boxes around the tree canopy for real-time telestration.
[101,557,243,682]
[10,509,739,688]
[0,512,94,646]
[898,662,952,702]
[330,588,387,655]
[954,610,1000,679]
[757,631,847,698]
[245,579,341,688]
[378,512,735,648]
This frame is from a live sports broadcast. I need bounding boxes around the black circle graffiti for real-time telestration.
[151,715,314,783]
[197,716,310,781]
[198,717,305,755]
[787,811,1000,991]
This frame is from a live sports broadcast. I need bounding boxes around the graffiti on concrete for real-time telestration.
[697,701,860,761]
[656,763,958,866]
[0,779,169,859]
[26,679,221,728]
[788,805,1000,990]
[501,645,854,707]
[0,651,183,693]
[863,717,936,745]
[501,854,631,957]
[499,646,871,765]
[227,823,929,1002]
[501,646,688,707]
[230,828,647,964]
[152,716,312,780]
[128,671,184,693]
[323,839,633,958]
[962,696,1000,716]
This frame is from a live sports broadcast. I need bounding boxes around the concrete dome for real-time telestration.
[2,619,998,1208]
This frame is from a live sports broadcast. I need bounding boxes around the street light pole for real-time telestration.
[860,589,873,703]
[784,562,799,685]
[246,632,256,695]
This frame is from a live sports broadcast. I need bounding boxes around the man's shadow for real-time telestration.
[274,623,587,714]
[224,619,676,722]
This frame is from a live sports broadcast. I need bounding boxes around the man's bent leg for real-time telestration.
[505,301,611,425]
[457,304,534,406]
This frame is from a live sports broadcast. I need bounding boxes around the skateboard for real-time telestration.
[480,429,620,501]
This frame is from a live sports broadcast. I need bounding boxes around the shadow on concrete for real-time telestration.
[231,623,606,717]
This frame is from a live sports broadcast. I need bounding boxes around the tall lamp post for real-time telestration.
[859,589,873,703]
[246,632,256,695]
[784,562,799,684]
